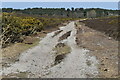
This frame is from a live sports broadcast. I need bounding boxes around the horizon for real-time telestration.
[2,2,119,10]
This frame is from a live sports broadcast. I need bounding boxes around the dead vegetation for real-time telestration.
[52,30,63,37]
[81,16,119,41]
[58,31,71,41]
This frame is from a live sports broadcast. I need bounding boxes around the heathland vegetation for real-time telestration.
[81,16,119,41]
[1,7,119,48]
[1,12,73,48]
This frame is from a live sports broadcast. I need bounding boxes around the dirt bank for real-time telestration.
[75,21,118,78]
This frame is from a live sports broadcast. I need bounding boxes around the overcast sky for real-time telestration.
[1,0,119,10]
[2,2,119,10]
[1,0,120,2]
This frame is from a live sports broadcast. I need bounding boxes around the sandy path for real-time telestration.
[43,21,98,78]
[1,21,99,78]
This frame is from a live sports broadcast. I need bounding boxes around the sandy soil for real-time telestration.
[1,21,99,78]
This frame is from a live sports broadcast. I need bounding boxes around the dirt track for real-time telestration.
[1,20,118,78]
[1,21,99,78]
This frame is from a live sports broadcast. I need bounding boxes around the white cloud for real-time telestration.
[1,0,120,2]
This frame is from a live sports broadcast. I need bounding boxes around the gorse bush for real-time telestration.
[2,13,43,47]
[20,17,43,35]
[2,12,73,48]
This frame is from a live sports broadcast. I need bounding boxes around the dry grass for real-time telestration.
[2,38,40,68]
[2,38,39,58]
[53,43,71,55]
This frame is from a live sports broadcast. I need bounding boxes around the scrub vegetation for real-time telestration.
[1,12,73,48]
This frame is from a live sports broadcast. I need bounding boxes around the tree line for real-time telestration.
[2,7,119,18]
